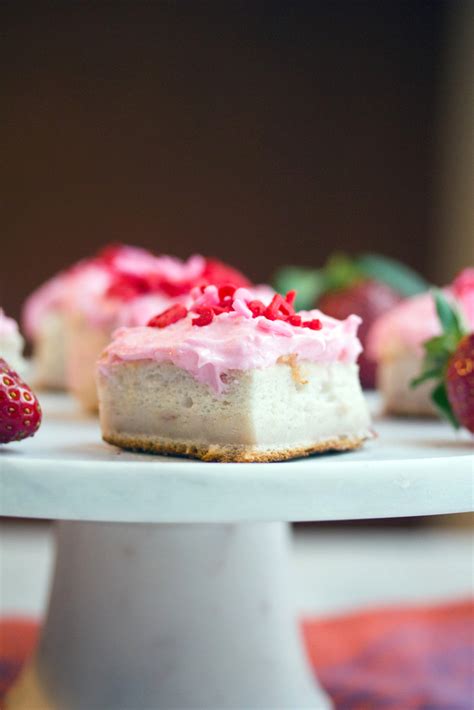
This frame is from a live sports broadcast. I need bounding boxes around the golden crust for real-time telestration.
[102,431,368,463]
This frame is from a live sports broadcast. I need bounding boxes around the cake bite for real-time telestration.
[367,268,474,416]
[97,286,371,462]
[0,308,29,379]
[23,245,262,410]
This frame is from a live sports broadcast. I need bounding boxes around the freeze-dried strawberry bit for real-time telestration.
[147,304,188,329]
[218,284,237,301]
[192,307,214,327]
[279,299,295,317]
[285,290,297,307]
[192,305,211,316]
[212,304,233,315]
[144,287,325,332]
[264,294,286,320]
[303,319,323,330]
[248,300,266,317]
[264,293,296,320]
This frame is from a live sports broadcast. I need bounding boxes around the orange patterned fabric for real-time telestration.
[0,619,38,700]
[1,600,473,709]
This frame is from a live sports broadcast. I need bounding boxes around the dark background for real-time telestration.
[2,1,449,321]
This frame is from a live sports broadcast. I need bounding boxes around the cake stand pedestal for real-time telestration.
[1,394,472,709]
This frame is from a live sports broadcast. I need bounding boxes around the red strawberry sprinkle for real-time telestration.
[145,287,324,332]
[248,300,266,317]
[264,294,286,320]
[303,318,323,330]
[285,290,297,306]
[192,307,214,327]
[264,293,296,320]
[218,284,237,301]
[147,304,188,328]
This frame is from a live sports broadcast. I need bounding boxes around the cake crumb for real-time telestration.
[277,354,308,385]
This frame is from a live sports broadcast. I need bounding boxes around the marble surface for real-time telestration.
[0,394,472,523]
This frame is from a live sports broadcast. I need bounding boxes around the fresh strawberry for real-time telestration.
[0,359,42,444]
[274,253,428,389]
[446,335,474,433]
[412,290,474,433]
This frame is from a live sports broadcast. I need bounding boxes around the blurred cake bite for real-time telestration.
[97,286,372,462]
[23,245,269,411]
[367,268,474,416]
[0,308,29,379]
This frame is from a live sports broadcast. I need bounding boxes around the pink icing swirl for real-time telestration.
[99,299,363,394]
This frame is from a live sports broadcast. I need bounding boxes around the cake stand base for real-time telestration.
[6,521,330,709]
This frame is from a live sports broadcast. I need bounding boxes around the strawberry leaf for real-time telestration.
[431,382,459,428]
[411,334,452,389]
[323,253,363,292]
[413,289,468,430]
[424,334,455,357]
[411,367,443,388]
[357,254,429,297]
[433,289,466,341]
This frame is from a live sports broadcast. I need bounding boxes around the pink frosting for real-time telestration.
[99,288,363,394]
[367,268,474,360]
[22,272,70,338]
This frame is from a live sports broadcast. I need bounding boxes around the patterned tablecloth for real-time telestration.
[1,599,472,709]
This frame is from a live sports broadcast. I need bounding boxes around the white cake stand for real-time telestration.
[1,394,473,710]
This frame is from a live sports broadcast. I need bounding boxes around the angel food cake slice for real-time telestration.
[97,286,372,462]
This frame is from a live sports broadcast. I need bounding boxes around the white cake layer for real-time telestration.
[33,312,67,390]
[66,316,110,412]
[377,349,437,417]
[98,359,371,460]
